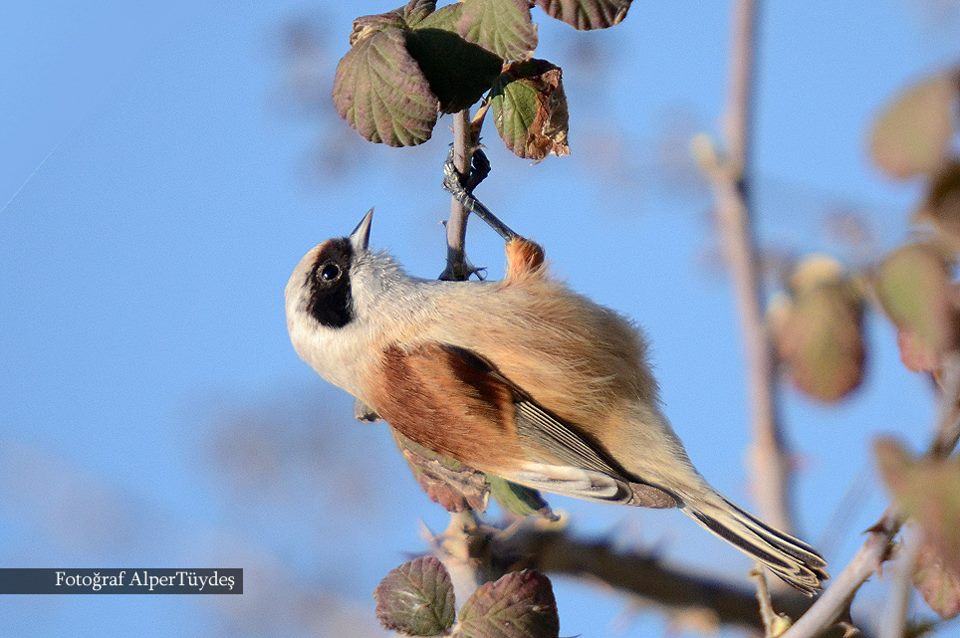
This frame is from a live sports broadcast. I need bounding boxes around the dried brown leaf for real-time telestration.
[491,59,570,160]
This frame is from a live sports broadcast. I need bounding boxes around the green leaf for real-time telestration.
[915,160,960,248]
[350,1,438,43]
[488,476,555,519]
[876,243,955,361]
[914,541,960,620]
[406,28,503,113]
[874,438,960,576]
[404,0,439,27]
[457,570,559,638]
[458,0,538,61]
[374,556,457,636]
[491,59,570,160]
[535,0,633,30]
[775,270,865,403]
[417,2,464,31]
[869,69,960,179]
[333,28,439,146]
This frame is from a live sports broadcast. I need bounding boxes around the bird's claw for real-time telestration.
[440,147,519,243]
[442,146,490,196]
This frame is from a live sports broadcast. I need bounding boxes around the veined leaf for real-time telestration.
[536,0,632,30]
[333,28,439,146]
[374,556,457,636]
[457,570,559,638]
[458,0,538,61]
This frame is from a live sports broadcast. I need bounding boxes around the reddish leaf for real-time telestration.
[774,260,866,402]
[491,59,570,160]
[374,557,457,636]
[395,430,490,513]
[458,0,538,61]
[457,570,559,638]
[897,329,941,374]
[869,69,960,179]
[876,243,955,364]
[536,0,633,30]
[914,541,960,620]
[333,28,439,146]
[874,438,960,576]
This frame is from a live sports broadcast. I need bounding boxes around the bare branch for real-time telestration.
[441,110,475,281]
[424,516,872,637]
[879,527,922,638]
[753,568,792,636]
[710,0,796,535]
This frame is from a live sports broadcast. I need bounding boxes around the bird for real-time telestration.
[284,208,828,595]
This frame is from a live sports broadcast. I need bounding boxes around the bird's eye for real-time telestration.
[319,263,341,282]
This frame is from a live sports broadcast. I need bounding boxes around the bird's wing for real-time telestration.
[373,343,677,508]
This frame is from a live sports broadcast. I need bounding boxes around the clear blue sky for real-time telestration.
[1,2,958,636]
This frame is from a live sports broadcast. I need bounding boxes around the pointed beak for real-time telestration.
[349,208,374,252]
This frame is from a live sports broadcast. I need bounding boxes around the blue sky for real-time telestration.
[1,1,959,636]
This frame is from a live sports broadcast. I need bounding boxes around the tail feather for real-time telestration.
[682,494,828,595]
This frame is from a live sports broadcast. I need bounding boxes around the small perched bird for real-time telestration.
[285,209,828,594]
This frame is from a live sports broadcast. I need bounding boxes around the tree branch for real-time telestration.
[441,110,475,281]
[878,527,922,638]
[429,517,867,637]
[781,353,960,637]
[712,0,795,535]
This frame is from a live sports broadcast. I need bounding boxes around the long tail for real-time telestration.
[679,491,828,595]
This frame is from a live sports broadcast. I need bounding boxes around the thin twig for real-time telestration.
[752,568,783,636]
[441,110,474,281]
[781,353,960,638]
[879,527,922,638]
[714,0,796,535]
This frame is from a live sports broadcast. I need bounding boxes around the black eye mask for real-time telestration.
[306,238,354,329]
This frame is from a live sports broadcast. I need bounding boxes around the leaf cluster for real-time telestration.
[333,0,632,159]
[374,556,560,638]
[770,67,960,403]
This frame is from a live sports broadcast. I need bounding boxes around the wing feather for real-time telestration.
[373,343,676,508]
